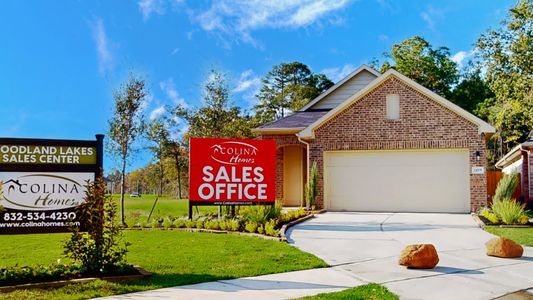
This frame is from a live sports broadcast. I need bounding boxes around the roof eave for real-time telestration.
[495,145,522,168]
[252,127,304,135]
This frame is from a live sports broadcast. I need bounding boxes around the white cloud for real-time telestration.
[149,105,166,120]
[159,78,188,108]
[233,70,261,93]
[171,48,180,55]
[138,0,166,21]
[90,18,115,75]
[321,64,356,83]
[191,0,353,45]
[378,34,389,42]
[420,5,444,30]
[452,49,476,69]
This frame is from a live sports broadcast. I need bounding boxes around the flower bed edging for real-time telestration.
[280,213,316,242]
[0,266,151,293]
[472,213,486,228]
[472,213,533,228]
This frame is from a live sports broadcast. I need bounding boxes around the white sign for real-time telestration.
[471,167,485,175]
[0,172,94,211]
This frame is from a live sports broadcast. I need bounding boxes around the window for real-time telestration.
[386,94,400,120]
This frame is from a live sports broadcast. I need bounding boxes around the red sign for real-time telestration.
[189,138,276,205]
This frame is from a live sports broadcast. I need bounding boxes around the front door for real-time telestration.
[283,146,304,206]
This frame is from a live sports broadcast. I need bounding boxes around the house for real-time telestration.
[495,132,533,208]
[253,66,496,213]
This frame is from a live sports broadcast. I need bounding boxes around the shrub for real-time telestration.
[162,218,174,229]
[185,219,196,228]
[518,214,529,225]
[228,219,240,231]
[174,218,186,228]
[257,225,264,234]
[196,220,205,229]
[240,203,282,225]
[264,219,279,236]
[204,220,220,230]
[479,207,500,224]
[150,218,162,228]
[245,221,258,233]
[494,172,518,202]
[64,178,130,276]
[0,263,82,286]
[491,198,525,225]
[219,220,228,230]
[305,161,318,209]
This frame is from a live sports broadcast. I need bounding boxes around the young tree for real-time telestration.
[255,62,333,123]
[108,75,147,225]
[476,0,533,150]
[380,36,459,98]
[145,118,170,197]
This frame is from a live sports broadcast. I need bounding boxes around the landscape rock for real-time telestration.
[398,244,439,269]
[485,237,523,258]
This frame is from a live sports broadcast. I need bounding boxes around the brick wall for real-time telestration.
[261,77,488,211]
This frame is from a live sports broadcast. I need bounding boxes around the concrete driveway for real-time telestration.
[287,212,533,300]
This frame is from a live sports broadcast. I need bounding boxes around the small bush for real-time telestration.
[204,220,220,230]
[245,221,258,233]
[174,218,186,228]
[494,173,518,202]
[492,198,525,225]
[305,161,318,209]
[264,219,279,236]
[479,207,500,224]
[518,214,529,225]
[228,219,240,231]
[196,220,205,229]
[150,218,162,228]
[219,220,228,230]
[162,218,174,229]
[257,225,264,234]
[240,204,281,225]
[185,219,196,228]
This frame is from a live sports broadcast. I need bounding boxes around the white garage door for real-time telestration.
[324,149,470,213]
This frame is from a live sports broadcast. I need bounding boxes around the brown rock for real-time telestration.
[485,237,523,258]
[399,244,439,269]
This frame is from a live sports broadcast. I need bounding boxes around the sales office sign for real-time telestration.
[189,138,276,205]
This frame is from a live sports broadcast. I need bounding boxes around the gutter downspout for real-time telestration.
[522,145,532,202]
[298,134,310,207]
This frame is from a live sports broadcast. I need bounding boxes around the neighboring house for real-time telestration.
[495,133,533,208]
[253,65,495,213]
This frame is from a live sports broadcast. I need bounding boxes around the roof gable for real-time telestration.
[300,65,380,111]
[298,69,496,139]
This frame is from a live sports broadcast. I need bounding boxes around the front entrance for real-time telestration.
[283,146,304,206]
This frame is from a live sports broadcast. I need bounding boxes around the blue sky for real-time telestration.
[0,0,514,172]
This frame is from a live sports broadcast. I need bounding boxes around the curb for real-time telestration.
[280,214,316,242]
[471,213,486,228]
[0,266,151,293]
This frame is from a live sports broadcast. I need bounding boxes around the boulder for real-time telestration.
[399,244,439,269]
[485,237,523,258]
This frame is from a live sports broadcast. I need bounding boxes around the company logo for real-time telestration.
[210,141,258,165]
[0,173,93,211]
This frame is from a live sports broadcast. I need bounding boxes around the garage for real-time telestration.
[324,149,470,213]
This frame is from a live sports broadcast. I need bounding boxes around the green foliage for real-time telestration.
[240,203,282,225]
[162,218,174,229]
[299,283,398,300]
[305,162,319,209]
[450,68,494,114]
[228,219,240,231]
[491,198,525,225]
[380,36,459,98]
[518,214,529,225]
[63,178,130,276]
[195,219,205,229]
[255,62,334,123]
[494,173,519,202]
[204,220,220,230]
[173,69,257,139]
[257,224,264,234]
[264,220,279,237]
[184,219,196,228]
[174,218,186,228]
[479,207,500,224]
[476,0,533,148]
[245,221,258,233]
[0,263,82,286]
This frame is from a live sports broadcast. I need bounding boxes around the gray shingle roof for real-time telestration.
[257,110,329,129]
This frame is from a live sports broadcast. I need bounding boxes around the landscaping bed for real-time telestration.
[296,283,398,300]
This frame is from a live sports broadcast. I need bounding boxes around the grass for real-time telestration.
[297,284,398,300]
[0,231,327,299]
[110,194,218,225]
[484,226,533,246]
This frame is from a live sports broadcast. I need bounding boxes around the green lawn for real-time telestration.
[0,231,327,299]
[484,226,533,246]
[110,194,218,225]
[296,284,398,300]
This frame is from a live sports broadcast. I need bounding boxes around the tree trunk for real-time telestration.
[175,151,182,199]
[159,161,164,197]
[120,159,126,226]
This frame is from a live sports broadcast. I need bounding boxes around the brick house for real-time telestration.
[495,133,533,209]
[253,66,495,213]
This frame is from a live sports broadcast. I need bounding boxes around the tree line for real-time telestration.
[106,0,532,224]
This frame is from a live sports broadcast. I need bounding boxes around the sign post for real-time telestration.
[188,138,276,218]
[0,135,104,234]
